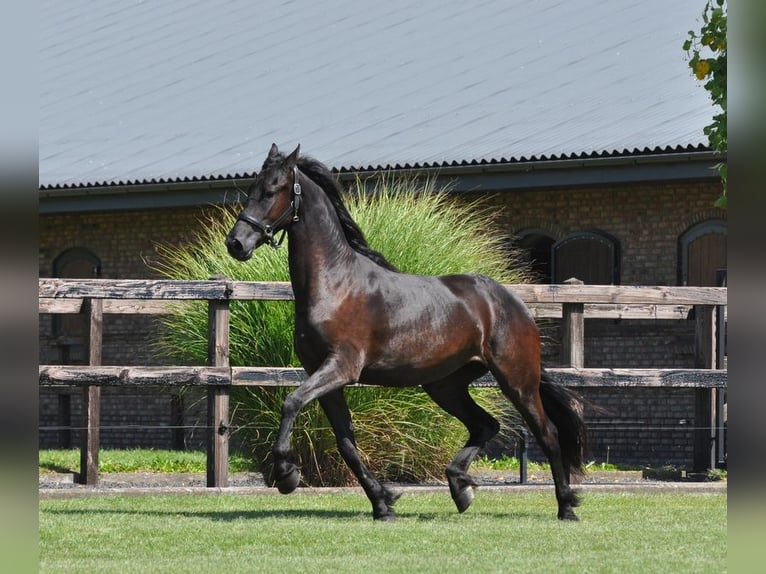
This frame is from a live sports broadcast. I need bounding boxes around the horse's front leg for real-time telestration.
[319,389,401,521]
[271,355,359,495]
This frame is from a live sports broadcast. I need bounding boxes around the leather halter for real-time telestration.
[236,166,302,249]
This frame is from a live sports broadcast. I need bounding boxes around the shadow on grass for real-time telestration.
[43,507,370,521]
[39,463,77,474]
[42,504,547,522]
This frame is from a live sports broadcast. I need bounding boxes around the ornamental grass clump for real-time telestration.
[153,175,531,486]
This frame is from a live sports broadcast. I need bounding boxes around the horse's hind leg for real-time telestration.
[518,392,579,520]
[423,366,500,514]
[491,363,580,521]
[319,389,401,521]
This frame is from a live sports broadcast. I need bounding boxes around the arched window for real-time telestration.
[552,230,620,285]
[516,230,555,283]
[679,220,727,286]
[52,247,101,348]
[53,247,101,279]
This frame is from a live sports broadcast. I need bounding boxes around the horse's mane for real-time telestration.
[295,156,399,272]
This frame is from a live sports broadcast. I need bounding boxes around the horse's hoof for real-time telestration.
[558,510,579,521]
[384,488,402,507]
[275,468,300,494]
[454,486,475,514]
[373,511,396,522]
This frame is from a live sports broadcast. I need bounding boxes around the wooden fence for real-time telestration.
[39,277,727,486]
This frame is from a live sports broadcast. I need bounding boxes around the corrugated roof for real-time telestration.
[40,0,714,189]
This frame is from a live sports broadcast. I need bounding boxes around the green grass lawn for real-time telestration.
[38,449,255,474]
[38,449,549,475]
[39,490,726,573]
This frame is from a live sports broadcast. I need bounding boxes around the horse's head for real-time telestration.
[226,143,301,260]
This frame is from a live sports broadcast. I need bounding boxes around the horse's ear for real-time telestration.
[268,143,279,157]
[285,144,300,167]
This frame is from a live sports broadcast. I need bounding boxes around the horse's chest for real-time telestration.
[293,302,358,361]
[295,287,399,365]
[296,301,369,346]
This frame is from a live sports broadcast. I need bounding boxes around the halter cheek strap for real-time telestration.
[291,165,302,222]
[236,166,302,249]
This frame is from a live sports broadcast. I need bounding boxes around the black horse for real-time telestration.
[226,144,587,521]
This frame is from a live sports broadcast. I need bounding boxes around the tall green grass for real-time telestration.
[152,176,530,486]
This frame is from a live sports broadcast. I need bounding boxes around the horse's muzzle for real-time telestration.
[225,236,253,261]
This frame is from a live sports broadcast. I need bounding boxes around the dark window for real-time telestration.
[679,220,727,286]
[517,230,555,283]
[53,247,101,279]
[552,231,620,285]
[52,248,101,357]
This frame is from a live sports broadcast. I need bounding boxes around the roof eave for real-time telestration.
[342,149,723,192]
[39,149,723,214]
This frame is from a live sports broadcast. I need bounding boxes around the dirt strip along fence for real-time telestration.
[39,277,727,487]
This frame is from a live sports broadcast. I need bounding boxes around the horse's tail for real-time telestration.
[539,371,588,479]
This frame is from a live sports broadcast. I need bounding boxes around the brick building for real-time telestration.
[39,1,726,468]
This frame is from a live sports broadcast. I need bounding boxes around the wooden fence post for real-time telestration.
[78,298,102,485]
[693,304,716,471]
[560,278,585,368]
[207,276,231,487]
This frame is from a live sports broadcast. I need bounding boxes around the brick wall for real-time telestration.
[39,207,212,450]
[39,207,207,363]
[39,180,726,468]
[484,179,725,286]
[489,180,724,467]
[39,387,209,451]
[497,387,698,468]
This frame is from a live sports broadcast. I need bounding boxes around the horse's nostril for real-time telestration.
[227,237,243,254]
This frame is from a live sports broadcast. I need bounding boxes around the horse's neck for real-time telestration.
[287,179,357,302]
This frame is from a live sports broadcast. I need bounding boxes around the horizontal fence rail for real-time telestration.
[39,278,727,304]
[38,278,727,487]
[39,298,716,321]
[39,366,727,389]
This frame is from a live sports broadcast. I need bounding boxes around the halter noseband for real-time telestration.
[236,166,302,249]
